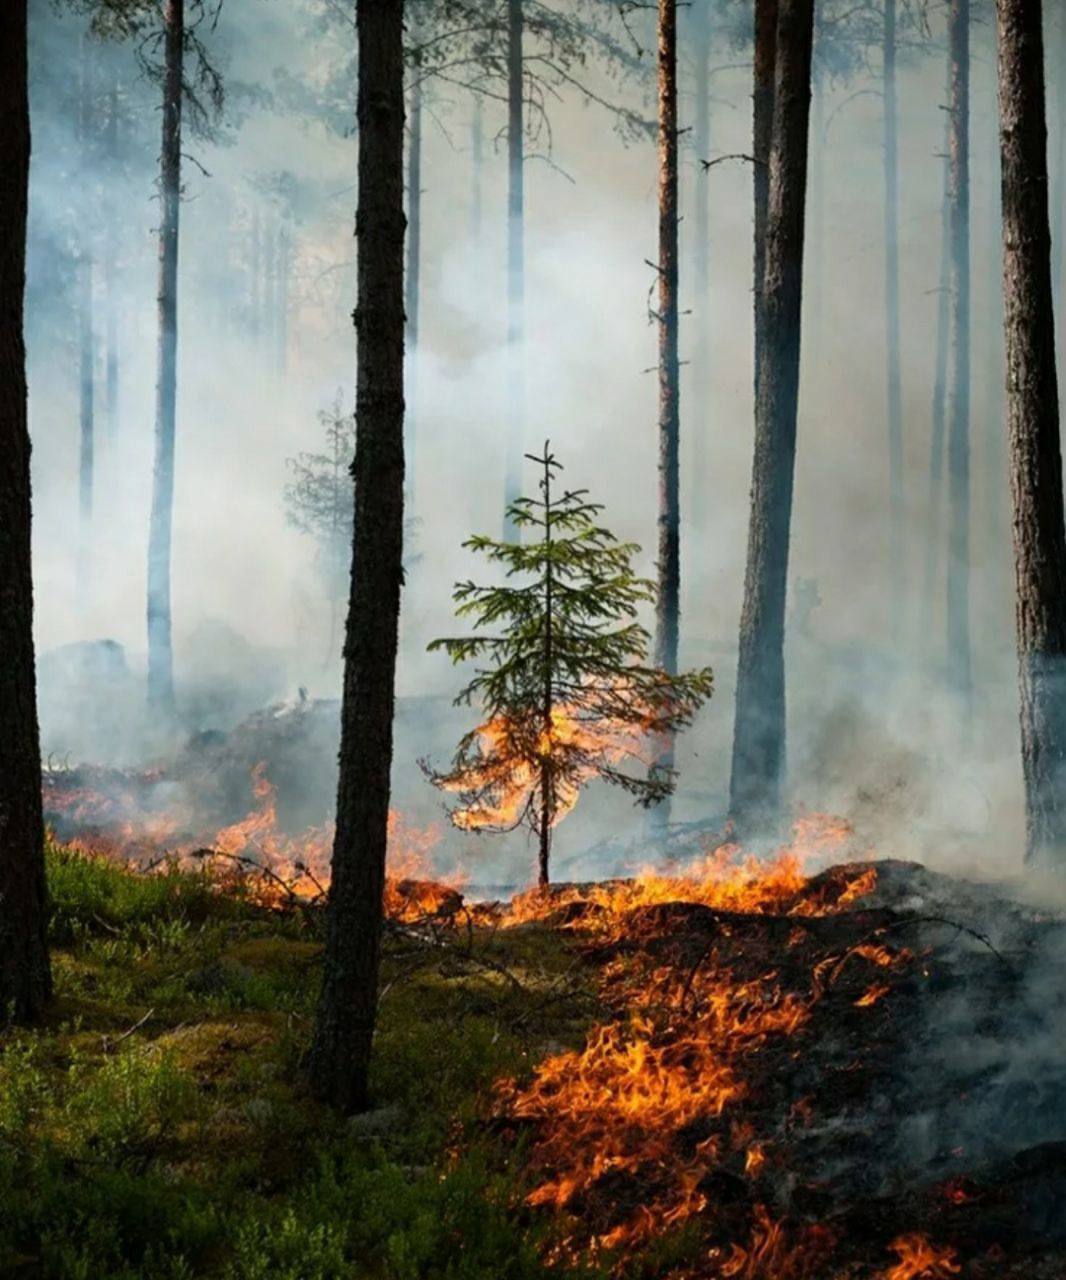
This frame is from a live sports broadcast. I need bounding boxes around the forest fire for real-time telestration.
[45,760,453,919]
[495,822,888,1265]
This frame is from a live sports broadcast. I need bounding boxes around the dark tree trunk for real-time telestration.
[503,0,524,535]
[753,0,779,392]
[405,48,422,505]
[995,0,1066,867]
[308,0,406,1113]
[947,0,972,708]
[923,61,952,638]
[730,0,814,828]
[652,0,681,824]
[146,0,182,715]
[883,0,904,635]
[0,0,51,1025]
[1052,6,1064,378]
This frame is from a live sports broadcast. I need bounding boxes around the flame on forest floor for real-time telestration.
[882,1234,961,1279]
[58,761,452,920]
[495,816,895,1267]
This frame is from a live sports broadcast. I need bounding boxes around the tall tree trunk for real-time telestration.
[471,95,483,240]
[923,61,952,640]
[105,80,119,440]
[78,252,94,602]
[503,0,524,535]
[308,0,406,1113]
[539,452,555,885]
[276,225,289,375]
[652,0,681,826]
[405,49,422,506]
[753,0,779,392]
[1052,5,1064,380]
[947,0,972,708]
[250,206,261,341]
[0,0,51,1024]
[729,0,814,828]
[995,0,1066,867]
[146,0,183,715]
[883,0,904,636]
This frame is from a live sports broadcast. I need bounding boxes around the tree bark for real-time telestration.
[883,0,904,636]
[0,0,51,1025]
[753,0,779,392]
[652,0,681,825]
[540,452,554,885]
[995,0,1066,867]
[923,58,952,638]
[405,45,422,506]
[503,0,524,536]
[730,0,814,828]
[947,0,972,708]
[146,0,183,715]
[308,0,406,1113]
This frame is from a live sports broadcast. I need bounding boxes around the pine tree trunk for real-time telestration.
[78,253,94,560]
[652,0,681,826]
[147,0,182,715]
[923,62,952,639]
[753,0,779,392]
[405,52,422,505]
[995,0,1066,867]
[471,96,483,240]
[540,457,554,885]
[947,0,972,707]
[503,0,524,536]
[308,0,406,1114]
[0,0,51,1025]
[730,0,814,828]
[276,226,289,375]
[690,0,712,492]
[105,80,119,440]
[883,0,904,636]
[250,207,261,342]
[1052,6,1064,377]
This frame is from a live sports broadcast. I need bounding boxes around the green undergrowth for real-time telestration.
[0,841,603,1280]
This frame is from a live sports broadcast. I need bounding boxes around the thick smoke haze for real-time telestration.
[23,0,1064,886]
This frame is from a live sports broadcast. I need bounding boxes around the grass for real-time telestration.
[0,841,602,1280]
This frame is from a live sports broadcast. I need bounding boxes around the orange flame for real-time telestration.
[883,1234,961,1280]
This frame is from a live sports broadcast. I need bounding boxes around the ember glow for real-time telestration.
[882,1234,961,1280]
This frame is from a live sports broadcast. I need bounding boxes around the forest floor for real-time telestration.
[1,843,1065,1279]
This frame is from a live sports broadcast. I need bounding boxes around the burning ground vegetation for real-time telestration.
[20,771,1066,1280]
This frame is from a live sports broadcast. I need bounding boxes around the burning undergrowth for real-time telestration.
[42,758,459,922]
[39,759,1066,1277]
[479,830,1066,1278]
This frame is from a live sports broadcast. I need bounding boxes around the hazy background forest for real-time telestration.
[26,0,1064,881]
